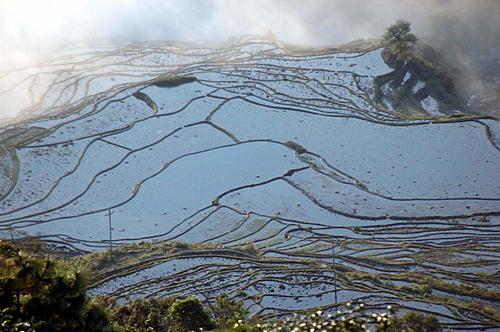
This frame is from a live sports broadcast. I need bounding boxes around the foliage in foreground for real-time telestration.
[110,297,177,332]
[0,239,247,332]
[0,241,112,332]
[0,240,443,332]
[107,293,246,332]
[223,306,441,332]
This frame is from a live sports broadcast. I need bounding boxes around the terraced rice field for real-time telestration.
[0,36,499,330]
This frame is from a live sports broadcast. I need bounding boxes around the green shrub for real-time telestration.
[111,297,179,332]
[384,312,442,332]
[0,241,113,332]
[382,20,418,60]
[209,293,248,328]
[167,298,215,332]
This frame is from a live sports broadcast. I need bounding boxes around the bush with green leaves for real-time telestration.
[384,312,441,332]
[208,293,248,328]
[168,298,215,332]
[110,296,180,332]
[0,241,113,332]
[108,293,246,331]
[382,20,418,60]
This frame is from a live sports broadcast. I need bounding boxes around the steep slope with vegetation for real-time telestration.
[374,20,466,117]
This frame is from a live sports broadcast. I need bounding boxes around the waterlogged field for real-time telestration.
[0,36,499,330]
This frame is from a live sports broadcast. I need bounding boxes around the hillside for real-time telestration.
[0,36,499,331]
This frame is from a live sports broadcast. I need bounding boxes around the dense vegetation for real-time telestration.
[0,241,111,332]
[382,20,417,61]
[0,240,445,332]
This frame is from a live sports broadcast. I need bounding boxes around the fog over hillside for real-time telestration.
[1,0,498,66]
[0,0,498,119]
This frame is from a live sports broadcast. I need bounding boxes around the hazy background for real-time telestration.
[1,0,498,67]
[0,0,499,121]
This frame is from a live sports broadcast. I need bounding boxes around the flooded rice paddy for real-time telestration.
[0,36,499,330]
